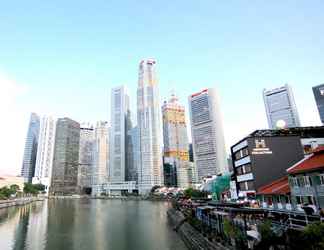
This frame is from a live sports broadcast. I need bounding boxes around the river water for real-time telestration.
[0,199,187,250]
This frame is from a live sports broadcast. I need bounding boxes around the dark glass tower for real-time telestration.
[312,84,324,124]
[21,113,40,182]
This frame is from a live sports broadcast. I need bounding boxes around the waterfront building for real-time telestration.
[78,123,95,193]
[21,113,40,183]
[287,146,324,213]
[231,126,324,198]
[92,121,109,194]
[51,117,80,195]
[188,88,227,181]
[109,86,131,183]
[312,83,324,124]
[263,84,301,129]
[137,59,163,193]
[32,116,56,193]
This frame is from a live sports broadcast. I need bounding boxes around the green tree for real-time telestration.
[23,183,38,195]
[302,222,324,250]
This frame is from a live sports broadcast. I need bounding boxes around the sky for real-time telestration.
[0,1,322,175]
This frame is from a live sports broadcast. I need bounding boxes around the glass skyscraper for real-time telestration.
[21,113,40,183]
[312,83,324,124]
[263,84,301,129]
[137,59,163,193]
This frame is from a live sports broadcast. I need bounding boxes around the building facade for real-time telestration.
[109,86,131,183]
[92,121,109,190]
[188,88,227,181]
[137,59,163,193]
[78,123,95,193]
[162,93,193,188]
[51,118,80,195]
[232,127,324,198]
[312,83,324,125]
[287,147,324,213]
[32,116,56,193]
[263,84,301,129]
[21,113,40,183]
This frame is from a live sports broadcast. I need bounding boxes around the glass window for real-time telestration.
[246,181,254,190]
[239,182,246,191]
[304,176,312,187]
[320,175,324,185]
[244,164,252,173]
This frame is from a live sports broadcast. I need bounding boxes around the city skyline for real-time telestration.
[1,1,323,176]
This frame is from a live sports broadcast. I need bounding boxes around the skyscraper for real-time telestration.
[188,88,227,181]
[109,86,131,183]
[93,121,109,187]
[263,84,301,129]
[312,83,324,124]
[78,123,95,192]
[21,113,40,183]
[51,117,80,195]
[162,93,193,188]
[137,59,163,193]
[32,116,56,192]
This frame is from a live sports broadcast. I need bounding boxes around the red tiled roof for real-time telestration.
[257,176,290,195]
[287,147,324,174]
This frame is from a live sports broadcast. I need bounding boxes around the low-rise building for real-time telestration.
[232,127,324,199]
[257,176,292,211]
[287,146,324,213]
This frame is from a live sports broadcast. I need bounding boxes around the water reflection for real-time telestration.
[0,199,186,250]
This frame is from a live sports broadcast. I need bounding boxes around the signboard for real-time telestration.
[251,139,272,155]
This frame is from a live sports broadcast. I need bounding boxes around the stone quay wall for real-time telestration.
[0,197,44,209]
[167,208,229,250]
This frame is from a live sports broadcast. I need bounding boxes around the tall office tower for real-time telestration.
[78,123,95,192]
[109,86,131,183]
[263,84,301,129]
[32,116,56,192]
[93,121,109,186]
[188,88,227,181]
[312,84,324,124]
[125,110,136,182]
[137,59,163,193]
[130,126,140,182]
[21,113,40,183]
[51,117,80,195]
[162,93,192,188]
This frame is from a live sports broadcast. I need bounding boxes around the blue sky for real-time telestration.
[0,1,322,174]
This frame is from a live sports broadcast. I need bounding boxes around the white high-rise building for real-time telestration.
[92,121,109,189]
[109,86,130,183]
[263,84,301,129]
[137,59,163,193]
[32,116,56,193]
[188,88,228,181]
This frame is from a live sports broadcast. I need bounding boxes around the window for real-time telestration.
[320,175,324,185]
[291,177,299,187]
[246,181,254,190]
[306,196,316,205]
[304,176,312,187]
[236,166,243,175]
[239,182,246,191]
[244,164,252,173]
[296,196,302,204]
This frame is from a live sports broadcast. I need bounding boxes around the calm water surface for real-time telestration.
[0,199,187,250]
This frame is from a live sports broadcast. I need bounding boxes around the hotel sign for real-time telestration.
[251,139,273,155]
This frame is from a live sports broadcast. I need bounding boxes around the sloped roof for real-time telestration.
[257,176,290,195]
[287,146,324,174]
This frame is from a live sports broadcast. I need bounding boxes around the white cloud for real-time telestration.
[0,71,29,176]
